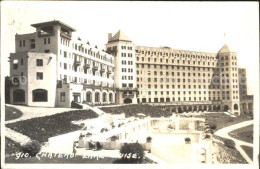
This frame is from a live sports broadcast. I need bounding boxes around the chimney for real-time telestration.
[108,33,112,41]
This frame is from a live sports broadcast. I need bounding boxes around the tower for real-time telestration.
[106,30,137,104]
[217,43,240,115]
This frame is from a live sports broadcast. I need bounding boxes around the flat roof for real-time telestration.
[31,20,76,32]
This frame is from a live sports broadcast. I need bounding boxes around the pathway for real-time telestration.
[5,127,31,145]
[214,120,253,163]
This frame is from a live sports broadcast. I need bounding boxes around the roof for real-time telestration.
[31,20,76,32]
[108,30,132,43]
[218,44,236,53]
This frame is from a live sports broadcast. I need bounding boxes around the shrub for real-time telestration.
[146,136,152,143]
[120,143,145,162]
[210,124,217,130]
[110,135,119,141]
[205,134,211,139]
[224,139,235,149]
[21,140,41,157]
[185,137,191,143]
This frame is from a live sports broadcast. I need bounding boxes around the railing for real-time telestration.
[74,60,81,66]
[38,31,55,37]
[100,68,105,73]
[118,87,138,91]
[57,80,63,88]
[84,63,90,69]
[92,66,98,71]
[60,32,72,39]
[123,94,134,98]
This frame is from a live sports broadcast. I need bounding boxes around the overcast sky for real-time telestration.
[1,1,259,95]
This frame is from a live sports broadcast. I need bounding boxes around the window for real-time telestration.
[33,89,48,102]
[30,39,35,49]
[48,38,51,44]
[36,72,43,80]
[21,59,23,65]
[36,59,43,66]
[60,92,65,102]
[44,50,50,53]
[64,63,67,69]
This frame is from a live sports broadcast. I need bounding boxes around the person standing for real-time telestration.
[73,142,77,156]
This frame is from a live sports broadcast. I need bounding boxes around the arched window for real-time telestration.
[95,92,100,102]
[109,93,113,102]
[102,92,107,102]
[13,89,25,102]
[234,104,238,110]
[224,105,229,111]
[124,98,132,104]
[86,92,91,102]
[32,89,48,102]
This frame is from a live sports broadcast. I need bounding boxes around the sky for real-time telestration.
[1,1,259,95]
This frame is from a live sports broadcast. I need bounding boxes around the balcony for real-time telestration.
[123,94,134,98]
[107,69,112,74]
[92,66,98,71]
[84,63,90,69]
[118,87,138,91]
[74,60,81,66]
[60,32,72,39]
[38,31,55,37]
[100,68,105,73]
[57,80,63,88]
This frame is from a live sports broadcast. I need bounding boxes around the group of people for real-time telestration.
[89,140,103,150]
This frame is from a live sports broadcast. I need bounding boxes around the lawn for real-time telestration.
[5,106,23,121]
[204,113,250,132]
[6,109,98,143]
[101,104,172,117]
[241,145,253,161]
[228,124,253,143]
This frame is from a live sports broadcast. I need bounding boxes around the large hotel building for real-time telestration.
[9,20,253,115]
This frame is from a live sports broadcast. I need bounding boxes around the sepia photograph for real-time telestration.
[1,1,259,169]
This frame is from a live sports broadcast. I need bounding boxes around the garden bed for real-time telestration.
[215,141,247,164]
[5,137,22,158]
[101,104,171,117]
[6,109,98,143]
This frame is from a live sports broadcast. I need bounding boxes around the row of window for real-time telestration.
[60,74,114,87]
[122,76,134,80]
[121,53,133,58]
[121,60,134,65]
[137,96,238,103]
[60,47,114,64]
[137,57,217,66]
[136,64,219,71]
[136,77,238,83]
[137,84,239,89]
[121,46,132,50]
[122,68,133,73]
[136,50,216,60]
